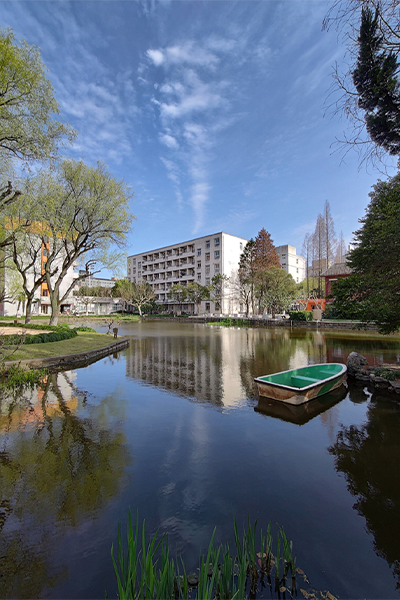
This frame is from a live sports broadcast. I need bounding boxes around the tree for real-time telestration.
[168,284,188,312]
[335,231,347,263]
[253,228,281,272]
[323,200,336,267]
[208,273,228,312]
[255,267,297,317]
[323,1,400,167]
[238,239,256,314]
[332,171,400,333]
[112,279,155,315]
[186,282,210,315]
[0,28,75,163]
[312,214,326,298]
[7,159,133,324]
[130,282,155,316]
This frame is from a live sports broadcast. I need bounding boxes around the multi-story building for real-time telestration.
[275,245,306,283]
[127,232,248,314]
[76,271,118,289]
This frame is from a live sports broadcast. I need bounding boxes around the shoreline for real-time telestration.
[3,338,130,372]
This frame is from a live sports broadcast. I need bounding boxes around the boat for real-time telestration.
[254,363,347,405]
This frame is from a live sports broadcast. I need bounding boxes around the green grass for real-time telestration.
[4,332,117,361]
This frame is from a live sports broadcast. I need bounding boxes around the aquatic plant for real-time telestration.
[110,512,335,599]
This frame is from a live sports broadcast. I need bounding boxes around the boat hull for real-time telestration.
[254,363,347,405]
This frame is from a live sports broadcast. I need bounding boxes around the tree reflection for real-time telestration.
[0,372,130,598]
[329,392,400,588]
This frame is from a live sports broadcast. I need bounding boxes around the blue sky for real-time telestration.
[1,0,397,272]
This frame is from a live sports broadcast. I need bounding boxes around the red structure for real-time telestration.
[323,262,353,299]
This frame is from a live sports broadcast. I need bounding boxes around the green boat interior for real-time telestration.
[258,364,343,389]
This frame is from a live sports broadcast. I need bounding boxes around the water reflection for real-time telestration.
[255,385,348,425]
[125,323,400,410]
[0,373,131,598]
[329,387,400,589]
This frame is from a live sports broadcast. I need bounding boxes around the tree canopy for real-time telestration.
[324,0,400,167]
[332,171,400,333]
[7,159,133,324]
[0,28,75,163]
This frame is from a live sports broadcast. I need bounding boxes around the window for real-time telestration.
[214,237,220,246]
[206,240,210,248]
[138,271,142,276]
[205,302,210,311]
[132,269,136,274]
[197,261,201,269]
[138,262,141,268]
[214,250,220,259]
[197,248,201,256]
[296,259,298,264]
[133,258,136,264]
[240,243,243,250]
[128,268,131,274]
[197,273,201,281]
[205,253,210,261]
[296,268,299,273]
[41,305,48,314]
[42,289,48,297]
[214,263,220,273]
[205,265,210,275]
[205,278,210,285]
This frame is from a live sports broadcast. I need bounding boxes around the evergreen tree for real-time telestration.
[352,7,400,155]
[332,171,400,333]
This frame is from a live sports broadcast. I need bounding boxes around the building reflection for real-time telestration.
[125,326,319,408]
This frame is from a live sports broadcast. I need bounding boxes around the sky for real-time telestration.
[1,0,397,275]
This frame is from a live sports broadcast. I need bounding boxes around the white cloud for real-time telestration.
[147,49,165,66]
[160,134,179,149]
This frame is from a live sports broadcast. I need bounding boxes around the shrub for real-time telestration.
[288,311,313,322]
[0,363,46,389]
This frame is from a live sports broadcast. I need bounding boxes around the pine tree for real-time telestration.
[352,7,400,155]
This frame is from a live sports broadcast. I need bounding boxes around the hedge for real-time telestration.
[288,310,313,322]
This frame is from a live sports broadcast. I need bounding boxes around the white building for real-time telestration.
[127,232,248,315]
[77,271,118,289]
[275,245,306,283]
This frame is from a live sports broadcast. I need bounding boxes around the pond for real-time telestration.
[1,321,400,598]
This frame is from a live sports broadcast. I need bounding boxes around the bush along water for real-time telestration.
[110,512,337,599]
[288,311,313,322]
[0,362,46,389]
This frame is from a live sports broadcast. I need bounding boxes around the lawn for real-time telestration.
[5,332,119,361]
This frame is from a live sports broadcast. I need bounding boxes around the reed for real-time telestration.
[110,511,335,599]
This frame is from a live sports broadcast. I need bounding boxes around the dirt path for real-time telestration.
[0,327,49,335]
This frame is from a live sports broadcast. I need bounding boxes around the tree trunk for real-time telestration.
[24,295,35,324]
[49,293,60,325]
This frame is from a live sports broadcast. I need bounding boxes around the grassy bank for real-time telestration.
[4,331,117,361]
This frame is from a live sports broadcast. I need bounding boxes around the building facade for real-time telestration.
[127,232,248,314]
[275,245,306,283]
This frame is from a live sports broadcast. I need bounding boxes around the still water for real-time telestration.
[1,321,400,599]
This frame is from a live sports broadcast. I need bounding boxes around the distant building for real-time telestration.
[127,232,248,314]
[275,245,306,283]
[77,271,117,289]
[310,258,332,278]
[323,262,353,298]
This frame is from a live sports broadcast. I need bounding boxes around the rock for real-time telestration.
[186,573,199,587]
[347,352,369,377]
